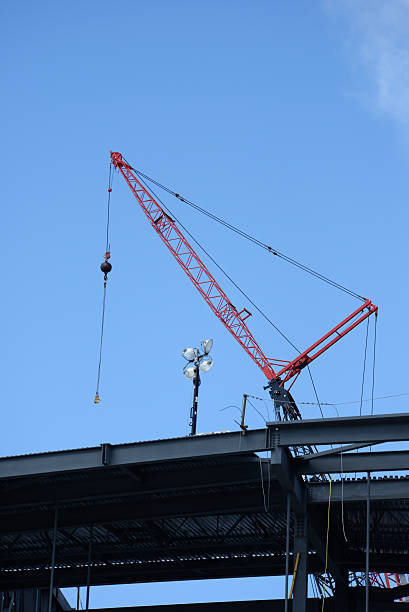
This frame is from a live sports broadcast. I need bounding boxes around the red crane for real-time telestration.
[110,151,377,419]
[106,153,406,600]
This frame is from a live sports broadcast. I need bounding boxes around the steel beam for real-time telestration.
[270,447,305,513]
[293,515,308,612]
[298,449,409,474]
[308,477,409,502]
[267,412,409,446]
[0,433,267,479]
[1,413,408,481]
[0,554,326,590]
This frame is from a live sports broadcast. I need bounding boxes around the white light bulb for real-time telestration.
[201,338,213,354]
[182,347,197,361]
[199,357,213,373]
[183,365,196,379]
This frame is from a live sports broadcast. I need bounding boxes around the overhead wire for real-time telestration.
[247,398,270,423]
[369,314,378,453]
[371,314,378,416]
[129,164,366,302]
[245,391,409,407]
[307,366,324,419]
[359,318,370,417]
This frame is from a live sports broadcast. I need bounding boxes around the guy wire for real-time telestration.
[371,314,378,416]
[131,165,366,301]
[134,172,327,410]
[359,318,370,416]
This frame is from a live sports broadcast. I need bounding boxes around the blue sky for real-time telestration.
[2,0,409,606]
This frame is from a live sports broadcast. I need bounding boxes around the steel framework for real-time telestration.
[1,412,409,611]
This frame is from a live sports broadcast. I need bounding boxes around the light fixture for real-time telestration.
[182,347,197,361]
[199,357,213,373]
[182,338,214,436]
[183,365,196,379]
[201,338,213,354]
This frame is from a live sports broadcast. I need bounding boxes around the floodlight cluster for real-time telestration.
[182,338,214,379]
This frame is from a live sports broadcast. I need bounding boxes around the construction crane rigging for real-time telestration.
[106,151,377,421]
[94,152,405,600]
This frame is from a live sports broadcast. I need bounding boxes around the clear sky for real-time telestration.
[2,0,409,607]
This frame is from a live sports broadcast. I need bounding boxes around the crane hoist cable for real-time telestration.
[94,164,113,404]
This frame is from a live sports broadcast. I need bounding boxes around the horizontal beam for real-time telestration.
[0,554,325,590]
[0,486,274,535]
[86,603,325,612]
[0,413,408,482]
[0,458,269,513]
[298,450,409,474]
[296,442,378,460]
[267,412,409,446]
[88,603,409,612]
[308,476,409,502]
[0,431,267,480]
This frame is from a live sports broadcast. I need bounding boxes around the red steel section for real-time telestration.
[277,299,378,384]
[111,151,378,386]
[110,152,277,380]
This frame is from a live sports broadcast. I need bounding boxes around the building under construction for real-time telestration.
[1,412,409,611]
[1,153,408,611]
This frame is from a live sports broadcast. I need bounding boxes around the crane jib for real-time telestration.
[110,151,378,388]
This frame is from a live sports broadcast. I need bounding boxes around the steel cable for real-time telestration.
[359,318,370,416]
[94,165,113,403]
[134,173,300,353]
[129,164,366,301]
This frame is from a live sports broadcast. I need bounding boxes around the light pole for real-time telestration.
[182,339,214,436]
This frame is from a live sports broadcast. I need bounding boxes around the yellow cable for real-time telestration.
[289,552,301,599]
[321,478,333,611]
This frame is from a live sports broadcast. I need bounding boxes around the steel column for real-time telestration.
[292,514,308,612]
[86,525,93,611]
[365,472,370,612]
[48,506,58,612]
[284,494,291,612]
[334,570,348,612]
[35,589,40,612]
